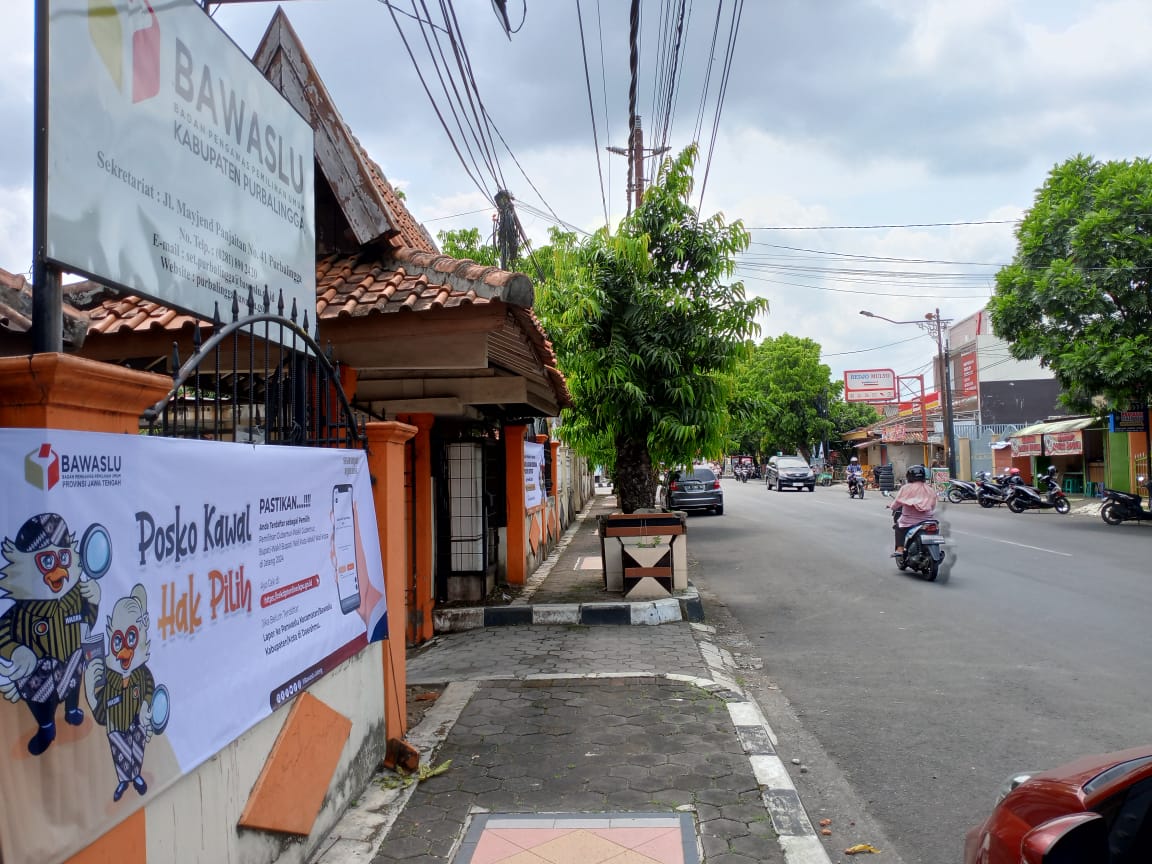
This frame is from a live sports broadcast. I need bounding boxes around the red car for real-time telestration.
[963,746,1152,864]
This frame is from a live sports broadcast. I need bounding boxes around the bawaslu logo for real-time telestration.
[25,443,61,491]
[88,0,161,104]
[25,442,124,490]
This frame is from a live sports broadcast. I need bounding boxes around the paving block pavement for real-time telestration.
[306,494,830,864]
[311,622,830,864]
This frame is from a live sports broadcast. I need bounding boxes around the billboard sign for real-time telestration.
[960,352,978,396]
[0,428,384,864]
[46,0,315,338]
[1109,409,1148,433]
[844,369,896,403]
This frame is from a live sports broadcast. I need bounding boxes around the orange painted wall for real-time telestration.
[504,424,528,585]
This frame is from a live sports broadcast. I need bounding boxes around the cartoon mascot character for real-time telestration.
[84,584,155,801]
[0,513,100,755]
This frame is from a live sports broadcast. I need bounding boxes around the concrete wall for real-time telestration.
[143,645,386,863]
[0,356,411,864]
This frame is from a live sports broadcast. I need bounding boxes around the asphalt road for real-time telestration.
[685,476,1152,864]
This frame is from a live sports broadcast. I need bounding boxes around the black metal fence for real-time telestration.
[141,287,366,450]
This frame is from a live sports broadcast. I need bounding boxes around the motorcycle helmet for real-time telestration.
[850,456,858,463]
[1009,467,1021,476]
[906,464,927,483]
[1046,465,1058,476]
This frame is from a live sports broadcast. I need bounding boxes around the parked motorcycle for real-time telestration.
[946,477,981,504]
[1100,475,1152,525]
[891,506,945,581]
[1006,473,1071,515]
[848,473,866,499]
[976,472,1017,508]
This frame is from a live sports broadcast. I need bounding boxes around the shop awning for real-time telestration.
[1009,417,1097,437]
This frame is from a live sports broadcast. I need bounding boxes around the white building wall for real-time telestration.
[144,644,386,864]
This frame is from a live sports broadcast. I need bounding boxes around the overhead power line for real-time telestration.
[749,219,1019,230]
[822,334,925,357]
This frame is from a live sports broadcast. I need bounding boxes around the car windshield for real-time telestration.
[778,459,809,470]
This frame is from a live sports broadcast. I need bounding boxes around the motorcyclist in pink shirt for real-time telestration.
[888,465,937,557]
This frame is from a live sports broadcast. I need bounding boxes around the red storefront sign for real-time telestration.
[960,352,978,397]
[1044,431,1084,456]
[1012,434,1042,456]
[883,423,907,443]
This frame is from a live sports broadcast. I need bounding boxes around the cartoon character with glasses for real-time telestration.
[0,513,101,755]
[84,584,159,801]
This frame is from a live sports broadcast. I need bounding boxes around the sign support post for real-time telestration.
[32,0,62,354]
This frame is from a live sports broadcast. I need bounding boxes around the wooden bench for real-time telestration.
[599,513,686,594]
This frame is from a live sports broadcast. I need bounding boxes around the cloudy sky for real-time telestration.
[4,0,1152,389]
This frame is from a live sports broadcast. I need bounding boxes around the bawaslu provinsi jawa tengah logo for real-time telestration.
[25,444,61,491]
[87,0,161,104]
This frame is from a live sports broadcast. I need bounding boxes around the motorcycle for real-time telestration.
[892,506,945,581]
[848,473,866,499]
[1101,475,1152,525]
[1006,474,1071,515]
[946,477,981,504]
[976,472,1016,508]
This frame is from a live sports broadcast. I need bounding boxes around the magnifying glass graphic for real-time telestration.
[79,524,112,580]
[150,684,171,735]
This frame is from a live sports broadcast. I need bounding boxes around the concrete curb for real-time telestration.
[690,622,833,864]
[432,585,705,633]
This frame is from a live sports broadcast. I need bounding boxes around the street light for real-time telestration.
[859,308,957,478]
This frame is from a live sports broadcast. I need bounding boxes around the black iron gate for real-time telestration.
[141,289,366,449]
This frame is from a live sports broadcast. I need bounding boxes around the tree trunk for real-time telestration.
[614,434,656,513]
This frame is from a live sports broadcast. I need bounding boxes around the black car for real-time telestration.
[660,466,723,515]
[764,455,815,492]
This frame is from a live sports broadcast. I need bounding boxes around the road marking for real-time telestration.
[950,529,1072,556]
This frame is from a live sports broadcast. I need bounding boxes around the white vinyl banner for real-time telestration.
[0,429,384,864]
[46,0,315,335]
[524,441,545,509]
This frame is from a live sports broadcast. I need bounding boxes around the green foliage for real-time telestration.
[437,227,498,267]
[536,146,767,511]
[729,334,836,461]
[989,154,1152,411]
[828,400,881,461]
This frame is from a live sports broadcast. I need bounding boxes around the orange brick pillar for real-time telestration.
[504,424,528,585]
[365,421,417,741]
[0,354,171,433]
[396,413,435,644]
[0,355,170,864]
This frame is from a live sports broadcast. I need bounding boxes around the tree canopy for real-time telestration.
[536,145,767,511]
[989,154,1152,411]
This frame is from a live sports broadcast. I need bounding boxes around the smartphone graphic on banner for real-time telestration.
[332,484,361,614]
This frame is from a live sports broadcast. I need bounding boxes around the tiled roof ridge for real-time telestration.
[390,247,534,307]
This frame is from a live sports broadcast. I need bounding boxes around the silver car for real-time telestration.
[662,466,723,515]
[765,455,816,492]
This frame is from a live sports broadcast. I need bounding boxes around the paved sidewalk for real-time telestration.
[433,490,704,633]
[305,493,832,864]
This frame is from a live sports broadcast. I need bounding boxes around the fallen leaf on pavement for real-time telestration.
[844,844,881,855]
[819,819,832,827]
[821,829,832,836]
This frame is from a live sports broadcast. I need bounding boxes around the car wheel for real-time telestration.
[777,480,783,492]
[808,485,815,492]
[715,504,724,515]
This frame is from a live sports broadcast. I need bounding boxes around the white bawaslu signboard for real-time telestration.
[46,0,315,333]
[0,429,384,864]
